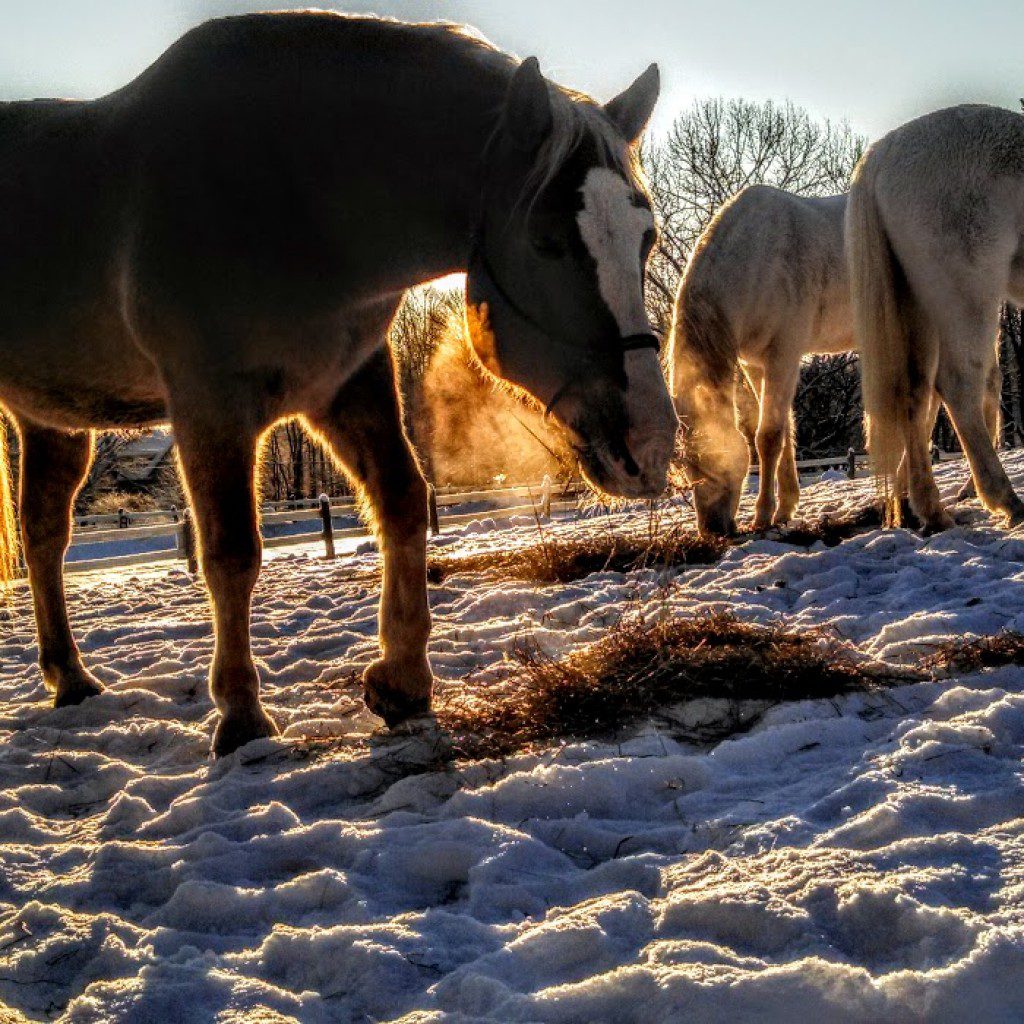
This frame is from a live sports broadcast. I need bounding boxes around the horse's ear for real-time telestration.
[505,56,553,151]
[605,63,660,143]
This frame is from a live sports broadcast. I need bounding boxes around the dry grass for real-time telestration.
[85,491,163,515]
[922,631,1024,674]
[764,504,885,548]
[428,516,727,584]
[427,502,886,585]
[436,611,906,759]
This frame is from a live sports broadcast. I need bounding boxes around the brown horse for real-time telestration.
[0,13,676,755]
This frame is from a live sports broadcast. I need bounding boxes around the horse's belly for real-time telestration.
[0,326,167,430]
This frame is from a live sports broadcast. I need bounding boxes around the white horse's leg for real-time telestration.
[937,321,1024,525]
[902,385,954,533]
[752,358,800,529]
[895,390,939,507]
[884,315,950,532]
[777,415,800,523]
[958,354,1002,501]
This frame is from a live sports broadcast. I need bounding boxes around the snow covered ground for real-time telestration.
[3,453,1024,1022]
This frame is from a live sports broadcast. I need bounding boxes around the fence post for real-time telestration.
[846,448,857,480]
[541,474,552,518]
[319,493,336,559]
[178,508,198,576]
[930,443,941,465]
[427,484,440,536]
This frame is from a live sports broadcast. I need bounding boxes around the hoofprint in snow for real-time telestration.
[3,455,1024,1022]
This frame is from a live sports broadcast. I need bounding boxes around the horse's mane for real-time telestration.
[526,95,636,206]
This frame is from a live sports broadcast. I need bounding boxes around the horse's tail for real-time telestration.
[847,154,923,524]
[0,412,18,592]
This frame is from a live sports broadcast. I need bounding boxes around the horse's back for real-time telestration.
[864,105,1024,294]
[682,185,849,355]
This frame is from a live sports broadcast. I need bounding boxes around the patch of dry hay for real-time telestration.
[428,517,727,584]
[436,611,906,759]
[764,503,885,548]
[922,631,1024,674]
[427,502,887,585]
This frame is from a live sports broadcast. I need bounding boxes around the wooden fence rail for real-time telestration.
[64,480,584,575]
[63,450,978,575]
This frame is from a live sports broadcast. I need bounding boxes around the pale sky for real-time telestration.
[1,0,1021,142]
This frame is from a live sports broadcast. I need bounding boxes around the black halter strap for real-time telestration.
[468,233,661,421]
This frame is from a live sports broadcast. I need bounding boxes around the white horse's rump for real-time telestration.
[848,104,1024,533]
[670,185,852,535]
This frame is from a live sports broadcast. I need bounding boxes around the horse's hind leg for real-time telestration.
[936,320,1024,525]
[307,349,432,726]
[894,390,940,523]
[171,397,278,756]
[17,422,103,706]
[957,350,1001,502]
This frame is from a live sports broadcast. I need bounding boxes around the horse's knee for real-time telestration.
[200,534,261,597]
[205,549,260,589]
[757,422,786,460]
[21,517,69,570]
[378,469,429,538]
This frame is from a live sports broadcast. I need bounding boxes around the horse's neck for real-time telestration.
[293,26,514,285]
[0,99,81,148]
[131,17,516,292]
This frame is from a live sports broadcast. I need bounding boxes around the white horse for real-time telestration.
[848,104,1023,533]
[670,185,853,535]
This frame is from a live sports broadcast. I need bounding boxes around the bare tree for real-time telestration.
[792,353,864,456]
[1000,304,1024,447]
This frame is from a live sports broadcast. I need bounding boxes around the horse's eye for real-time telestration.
[532,235,565,260]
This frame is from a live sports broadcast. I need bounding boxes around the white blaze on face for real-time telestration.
[576,166,655,338]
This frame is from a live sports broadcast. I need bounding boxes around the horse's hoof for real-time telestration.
[1006,508,1024,530]
[212,704,279,758]
[956,480,977,503]
[363,658,433,728]
[921,512,955,536]
[53,677,105,708]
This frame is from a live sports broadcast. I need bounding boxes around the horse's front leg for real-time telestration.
[170,395,279,756]
[308,349,432,726]
[776,410,801,524]
[16,421,104,706]
[753,360,800,530]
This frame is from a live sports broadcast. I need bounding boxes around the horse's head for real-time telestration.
[465,58,677,499]
[671,361,749,538]
[682,411,748,538]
